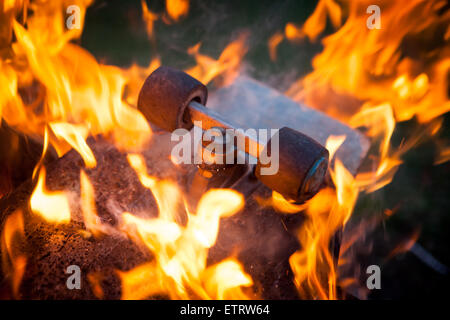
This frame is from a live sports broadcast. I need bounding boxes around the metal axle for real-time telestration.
[188,101,266,159]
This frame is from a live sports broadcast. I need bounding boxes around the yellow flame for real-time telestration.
[30,167,71,224]
[80,170,107,237]
[257,191,306,214]
[120,152,248,299]
[325,135,346,161]
[203,259,253,300]
[49,122,96,168]
[119,189,248,299]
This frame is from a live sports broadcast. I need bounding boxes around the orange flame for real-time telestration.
[1,0,250,300]
[258,191,306,214]
[268,32,284,61]
[141,0,159,40]
[1,209,27,298]
[287,0,450,124]
[285,22,304,42]
[186,33,248,86]
[166,0,189,22]
[277,0,449,298]
[289,153,357,299]
[1,0,152,169]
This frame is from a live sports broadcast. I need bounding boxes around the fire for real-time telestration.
[0,0,152,169]
[350,103,403,193]
[257,191,306,214]
[0,0,247,176]
[141,0,190,35]
[1,0,250,300]
[166,0,189,22]
[288,138,358,299]
[301,0,342,41]
[120,153,251,299]
[268,32,284,61]
[80,170,107,237]
[185,33,248,86]
[1,209,27,298]
[286,0,450,123]
[1,0,448,300]
[326,135,346,161]
[203,259,253,300]
[141,0,159,40]
[49,122,96,168]
[30,166,71,224]
[87,271,105,299]
[284,22,303,42]
[266,133,354,299]
[277,0,449,299]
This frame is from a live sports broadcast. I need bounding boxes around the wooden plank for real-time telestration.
[208,76,370,174]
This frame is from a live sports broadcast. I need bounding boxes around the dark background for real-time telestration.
[80,0,450,299]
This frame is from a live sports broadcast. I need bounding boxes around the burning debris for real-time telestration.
[0,0,449,301]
